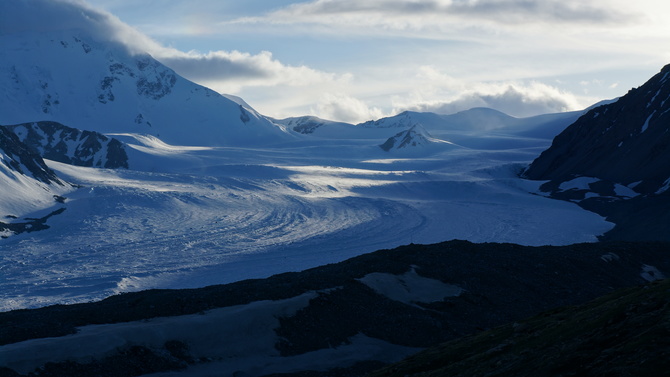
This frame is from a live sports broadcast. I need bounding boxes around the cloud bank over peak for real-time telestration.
[0,0,342,96]
[396,81,583,118]
[0,0,161,54]
[314,93,385,124]
[3,0,643,123]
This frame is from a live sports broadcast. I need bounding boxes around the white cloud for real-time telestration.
[2,0,651,123]
[0,0,164,54]
[156,50,344,94]
[314,94,385,123]
[225,0,639,36]
[393,80,584,118]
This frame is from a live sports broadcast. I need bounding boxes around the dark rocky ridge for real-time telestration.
[5,121,128,169]
[0,126,63,185]
[0,126,69,237]
[0,240,668,376]
[525,64,670,194]
[524,64,670,241]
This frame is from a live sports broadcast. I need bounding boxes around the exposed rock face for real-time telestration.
[524,64,670,241]
[525,64,670,194]
[5,121,128,169]
[0,126,62,184]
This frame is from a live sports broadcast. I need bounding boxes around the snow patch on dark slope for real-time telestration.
[5,121,129,169]
[1,241,668,377]
[0,30,293,147]
[525,64,670,241]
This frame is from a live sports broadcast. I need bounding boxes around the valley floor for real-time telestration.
[0,130,613,311]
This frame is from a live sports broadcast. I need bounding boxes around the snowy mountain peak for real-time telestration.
[0,29,292,147]
[273,115,353,134]
[380,124,434,151]
[360,111,434,129]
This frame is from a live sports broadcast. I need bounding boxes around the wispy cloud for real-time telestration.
[225,0,640,35]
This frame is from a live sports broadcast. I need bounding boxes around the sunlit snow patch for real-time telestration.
[110,133,212,154]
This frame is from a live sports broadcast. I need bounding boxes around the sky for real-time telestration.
[6,0,670,123]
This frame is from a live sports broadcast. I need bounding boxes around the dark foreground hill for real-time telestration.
[369,278,670,377]
[0,240,668,376]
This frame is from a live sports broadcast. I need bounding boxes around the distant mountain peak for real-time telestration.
[380,124,433,151]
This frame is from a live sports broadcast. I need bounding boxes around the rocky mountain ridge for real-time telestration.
[0,126,69,238]
[525,64,670,194]
[5,121,128,169]
[0,127,62,185]
[524,64,670,241]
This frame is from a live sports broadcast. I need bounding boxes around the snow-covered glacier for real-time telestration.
[0,6,613,310]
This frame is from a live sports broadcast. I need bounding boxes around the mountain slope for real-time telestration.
[524,64,670,241]
[5,121,128,169]
[369,278,670,377]
[273,115,353,134]
[0,127,62,186]
[0,126,69,237]
[525,64,670,194]
[0,29,292,147]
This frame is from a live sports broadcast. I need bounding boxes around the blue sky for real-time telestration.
[11,0,670,122]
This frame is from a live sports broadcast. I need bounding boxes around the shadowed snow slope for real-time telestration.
[0,127,69,214]
[0,29,292,147]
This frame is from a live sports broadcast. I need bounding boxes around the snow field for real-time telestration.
[0,129,613,311]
